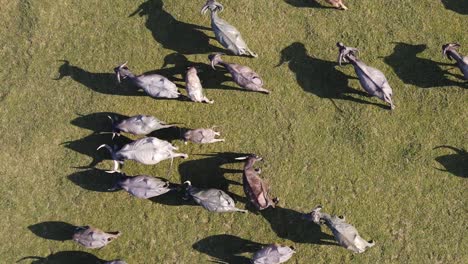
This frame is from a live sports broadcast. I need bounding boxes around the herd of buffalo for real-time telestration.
[28,0,467,263]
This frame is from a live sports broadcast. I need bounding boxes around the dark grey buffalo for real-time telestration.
[98,137,188,173]
[112,174,174,199]
[108,114,175,138]
[201,0,257,57]
[186,66,214,104]
[209,53,270,94]
[184,181,247,213]
[252,244,295,264]
[114,62,180,99]
[237,154,278,210]
[304,205,375,253]
[184,128,225,144]
[442,43,468,80]
[72,226,121,249]
[337,42,395,110]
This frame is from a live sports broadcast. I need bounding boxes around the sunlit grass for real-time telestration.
[0,0,466,263]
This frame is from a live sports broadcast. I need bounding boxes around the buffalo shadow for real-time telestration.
[62,133,133,169]
[18,251,122,264]
[441,0,468,15]
[66,112,132,168]
[149,189,196,207]
[149,126,189,142]
[193,234,265,264]
[130,0,225,55]
[67,169,121,192]
[71,112,129,133]
[284,0,334,9]
[260,207,336,245]
[278,42,388,109]
[28,221,76,241]
[434,146,467,178]
[178,152,250,203]
[55,60,145,96]
[384,42,467,88]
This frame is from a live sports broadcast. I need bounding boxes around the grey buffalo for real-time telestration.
[185,66,214,104]
[184,128,225,144]
[72,226,121,249]
[442,43,468,80]
[184,181,247,213]
[209,53,270,94]
[337,42,395,110]
[304,205,375,253]
[108,114,175,138]
[252,244,295,264]
[112,174,174,199]
[98,137,188,173]
[114,62,180,99]
[237,154,278,210]
[326,0,348,10]
[201,0,257,57]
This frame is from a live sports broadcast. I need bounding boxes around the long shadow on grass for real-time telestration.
[130,0,225,55]
[148,126,190,143]
[384,43,467,88]
[434,146,467,178]
[67,112,131,168]
[261,207,336,245]
[193,234,265,264]
[18,251,123,264]
[178,152,249,203]
[67,169,121,192]
[278,42,388,110]
[55,60,145,96]
[154,53,241,92]
[149,189,195,207]
[441,0,468,15]
[28,221,76,241]
[284,0,334,9]
[62,133,133,169]
[71,112,129,133]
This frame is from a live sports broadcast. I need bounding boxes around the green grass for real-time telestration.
[1,0,466,263]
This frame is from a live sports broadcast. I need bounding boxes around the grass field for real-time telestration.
[1,0,467,263]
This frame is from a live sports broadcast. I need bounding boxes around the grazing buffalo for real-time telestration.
[209,53,270,94]
[304,205,375,253]
[114,62,180,99]
[252,243,295,264]
[442,43,468,80]
[184,181,247,213]
[185,67,214,104]
[184,128,225,144]
[98,137,188,173]
[108,114,175,138]
[237,154,278,210]
[201,0,257,57]
[73,226,121,249]
[337,42,395,109]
